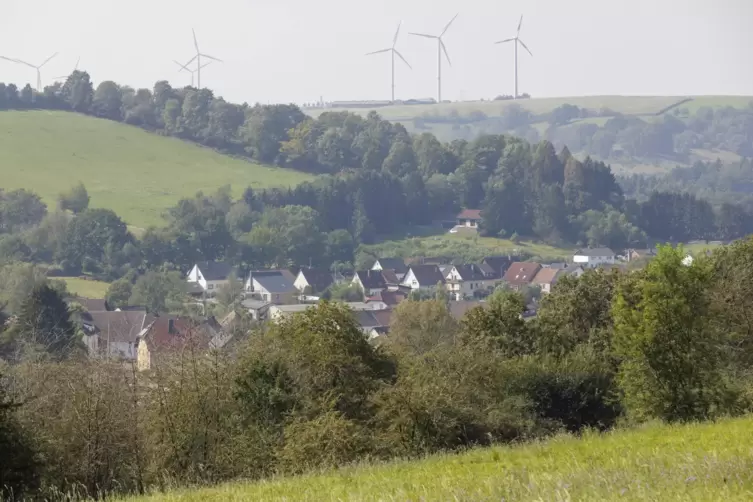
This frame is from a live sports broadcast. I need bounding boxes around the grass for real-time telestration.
[58,277,110,299]
[125,415,753,501]
[0,111,315,229]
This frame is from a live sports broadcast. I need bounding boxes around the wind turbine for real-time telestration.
[366,22,412,102]
[54,56,80,82]
[183,29,222,89]
[174,59,213,88]
[410,13,458,103]
[8,53,58,91]
[495,15,533,99]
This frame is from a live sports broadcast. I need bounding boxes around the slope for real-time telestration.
[127,415,753,501]
[0,111,314,229]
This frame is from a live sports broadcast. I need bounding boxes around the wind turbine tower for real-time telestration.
[495,15,533,98]
[184,29,222,89]
[410,14,458,103]
[9,53,58,91]
[366,22,412,102]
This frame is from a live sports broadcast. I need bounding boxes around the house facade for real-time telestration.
[186,261,237,294]
[503,262,542,290]
[352,270,388,296]
[371,258,408,280]
[82,310,152,360]
[401,265,445,291]
[294,268,335,295]
[444,264,495,300]
[250,270,298,304]
[572,248,616,268]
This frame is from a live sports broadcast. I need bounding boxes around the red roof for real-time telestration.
[457,209,482,220]
[503,262,542,286]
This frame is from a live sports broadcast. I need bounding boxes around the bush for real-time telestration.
[0,373,40,501]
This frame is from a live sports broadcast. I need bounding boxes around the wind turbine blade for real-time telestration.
[0,56,17,63]
[392,21,401,48]
[409,32,437,39]
[517,15,523,35]
[394,50,412,69]
[440,40,451,66]
[75,56,80,70]
[200,53,223,63]
[40,52,58,68]
[184,55,198,66]
[174,60,191,72]
[12,59,36,69]
[192,28,200,52]
[366,48,391,56]
[441,13,459,37]
[518,39,533,56]
[495,38,515,44]
[199,61,213,70]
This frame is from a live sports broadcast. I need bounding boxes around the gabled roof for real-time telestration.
[380,269,401,285]
[368,289,408,307]
[482,256,516,276]
[297,268,335,293]
[457,209,482,220]
[194,261,236,281]
[85,310,150,344]
[373,258,408,275]
[80,298,108,312]
[532,267,560,286]
[574,247,616,258]
[450,264,487,282]
[140,317,214,354]
[354,270,387,290]
[503,262,542,286]
[354,311,385,330]
[252,270,297,294]
[406,265,446,286]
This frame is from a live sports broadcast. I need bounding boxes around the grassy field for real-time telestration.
[0,111,314,229]
[306,95,753,122]
[125,415,753,501]
[59,277,111,298]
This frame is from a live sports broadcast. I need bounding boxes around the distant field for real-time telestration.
[0,111,314,229]
[126,415,753,501]
[59,277,110,298]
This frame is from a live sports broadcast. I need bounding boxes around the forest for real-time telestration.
[3,243,753,499]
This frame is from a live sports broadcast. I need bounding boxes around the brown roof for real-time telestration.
[368,289,407,307]
[503,262,542,286]
[84,310,149,344]
[532,268,560,286]
[141,317,214,354]
[81,298,108,312]
[457,209,482,220]
[449,300,486,320]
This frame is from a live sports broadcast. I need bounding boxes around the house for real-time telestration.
[268,301,389,322]
[401,265,446,291]
[186,261,238,294]
[136,316,223,372]
[531,268,561,294]
[563,264,585,278]
[481,255,517,278]
[503,262,542,290]
[367,288,408,308]
[82,310,152,360]
[627,248,657,262]
[444,264,493,300]
[572,248,616,269]
[294,268,335,295]
[456,209,482,228]
[371,258,408,279]
[241,298,271,320]
[250,270,298,304]
[352,270,388,296]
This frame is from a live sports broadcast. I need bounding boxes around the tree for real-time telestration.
[387,299,457,355]
[129,271,186,314]
[58,183,90,214]
[11,284,80,358]
[0,189,47,233]
[461,290,532,358]
[91,81,123,120]
[612,246,734,422]
[382,141,417,177]
[0,377,40,500]
[105,278,133,309]
[60,70,94,113]
[323,283,363,302]
[216,273,243,309]
[57,208,131,274]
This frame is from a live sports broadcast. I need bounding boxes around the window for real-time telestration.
[208,284,214,290]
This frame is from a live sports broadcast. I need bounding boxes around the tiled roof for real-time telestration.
[297,268,335,293]
[503,262,542,286]
[252,270,297,294]
[374,258,408,274]
[407,265,446,286]
[574,247,616,258]
[457,209,482,220]
[195,261,235,281]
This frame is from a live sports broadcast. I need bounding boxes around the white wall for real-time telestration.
[187,264,207,289]
[572,255,616,269]
[293,272,309,292]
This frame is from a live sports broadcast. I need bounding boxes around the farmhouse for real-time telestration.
[82,309,152,360]
[572,248,616,268]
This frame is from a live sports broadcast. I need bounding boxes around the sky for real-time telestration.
[1,0,752,105]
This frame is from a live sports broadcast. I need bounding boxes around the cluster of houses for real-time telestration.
[76,246,630,369]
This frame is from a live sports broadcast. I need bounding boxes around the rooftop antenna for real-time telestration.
[366,21,412,102]
[174,59,213,87]
[183,29,222,89]
[8,53,59,91]
[54,56,80,82]
[495,15,533,99]
[410,13,458,103]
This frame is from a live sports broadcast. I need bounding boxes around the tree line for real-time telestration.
[3,242,753,499]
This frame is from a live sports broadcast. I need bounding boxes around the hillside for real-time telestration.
[126,415,753,501]
[0,111,314,229]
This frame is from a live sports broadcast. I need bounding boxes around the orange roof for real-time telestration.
[456,209,482,220]
[532,268,560,285]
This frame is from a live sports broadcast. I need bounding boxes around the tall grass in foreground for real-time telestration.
[124,416,753,501]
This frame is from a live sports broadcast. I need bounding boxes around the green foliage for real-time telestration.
[129,270,186,314]
[105,277,133,309]
[57,182,90,214]
[612,245,737,422]
[10,284,80,358]
[386,299,457,355]
[461,291,532,358]
[323,282,363,302]
[0,375,40,500]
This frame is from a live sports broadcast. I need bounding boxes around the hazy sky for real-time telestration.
[1,0,751,105]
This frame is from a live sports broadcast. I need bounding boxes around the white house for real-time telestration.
[294,268,335,294]
[572,248,617,269]
[186,261,237,294]
[249,270,298,304]
[371,258,408,280]
[444,264,495,300]
[401,265,446,291]
[456,209,482,228]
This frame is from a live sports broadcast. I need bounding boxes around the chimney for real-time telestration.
[168,319,175,335]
